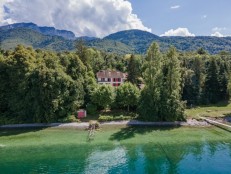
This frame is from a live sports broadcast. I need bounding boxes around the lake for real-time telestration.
[0,126,231,174]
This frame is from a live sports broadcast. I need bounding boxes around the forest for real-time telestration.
[0,42,231,124]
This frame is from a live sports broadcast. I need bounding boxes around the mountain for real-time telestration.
[0,22,76,40]
[104,30,231,54]
[0,28,75,51]
[1,23,231,54]
[105,29,160,54]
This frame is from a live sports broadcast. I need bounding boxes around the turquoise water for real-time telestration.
[0,126,231,174]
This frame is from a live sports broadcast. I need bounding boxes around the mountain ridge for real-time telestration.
[0,22,76,40]
[1,22,231,54]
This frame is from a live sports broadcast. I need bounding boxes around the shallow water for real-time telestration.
[0,126,231,174]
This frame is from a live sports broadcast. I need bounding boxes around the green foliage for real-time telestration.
[139,43,185,121]
[160,47,185,121]
[59,115,80,123]
[98,115,114,121]
[91,84,115,110]
[0,45,86,123]
[203,57,229,104]
[86,103,97,115]
[98,115,133,122]
[203,57,220,104]
[139,43,164,121]
[116,82,140,111]
[127,54,142,86]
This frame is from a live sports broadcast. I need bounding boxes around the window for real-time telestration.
[118,78,121,82]
[102,78,105,82]
[108,78,111,82]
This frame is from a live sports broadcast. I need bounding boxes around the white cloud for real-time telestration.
[160,28,195,37]
[212,27,227,32]
[170,5,180,9]
[211,32,224,37]
[201,15,207,19]
[0,0,151,37]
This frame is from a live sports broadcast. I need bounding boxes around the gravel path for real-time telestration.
[0,119,209,129]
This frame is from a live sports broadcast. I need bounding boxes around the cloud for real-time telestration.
[0,0,13,24]
[212,27,227,32]
[201,15,207,19]
[160,28,195,37]
[211,32,224,37]
[0,0,151,37]
[170,5,180,9]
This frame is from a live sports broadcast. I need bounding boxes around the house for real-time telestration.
[96,70,127,87]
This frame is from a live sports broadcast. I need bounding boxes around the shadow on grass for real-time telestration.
[109,125,180,141]
[0,127,46,137]
[0,123,66,137]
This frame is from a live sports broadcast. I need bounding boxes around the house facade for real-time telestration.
[96,70,127,87]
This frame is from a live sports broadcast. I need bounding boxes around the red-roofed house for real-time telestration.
[96,70,127,87]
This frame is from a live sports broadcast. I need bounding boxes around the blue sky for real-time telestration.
[129,0,231,37]
[0,0,230,37]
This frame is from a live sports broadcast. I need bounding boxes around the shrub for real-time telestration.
[98,115,133,121]
[98,115,114,121]
[86,103,97,114]
[59,115,80,123]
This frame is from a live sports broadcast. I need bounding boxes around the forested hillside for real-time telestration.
[1,23,231,54]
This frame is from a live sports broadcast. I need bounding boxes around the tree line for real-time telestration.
[0,42,231,123]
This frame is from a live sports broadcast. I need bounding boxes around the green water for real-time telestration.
[0,126,231,174]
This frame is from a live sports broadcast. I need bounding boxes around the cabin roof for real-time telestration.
[96,70,127,78]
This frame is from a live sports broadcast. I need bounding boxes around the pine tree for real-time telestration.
[139,42,164,121]
[203,57,220,104]
[127,54,139,85]
[218,61,228,101]
[160,47,185,121]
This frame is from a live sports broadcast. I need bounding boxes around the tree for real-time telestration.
[203,57,220,104]
[218,61,229,101]
[139,43,185,121]
[127,54,140,86]
[26,63,85,122]
[182,56,205,105]
[197,48,207,55]
[116,82,140,111]
[160,47,185,121]
[0,45,86,123]
[91,84,115,111]
[139,42,164,121]
[75,39,90,69]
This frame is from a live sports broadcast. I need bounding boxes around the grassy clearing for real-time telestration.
[185,102,231,119]
[0,126,231,148]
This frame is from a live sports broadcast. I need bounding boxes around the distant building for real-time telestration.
[96,70,127,87]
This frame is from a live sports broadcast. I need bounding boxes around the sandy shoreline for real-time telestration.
[0,119,210,129]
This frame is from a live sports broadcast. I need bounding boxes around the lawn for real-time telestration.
[185,102,231,119]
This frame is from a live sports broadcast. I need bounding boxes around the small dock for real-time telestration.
[88,121,100,140]
[200,117,231,131]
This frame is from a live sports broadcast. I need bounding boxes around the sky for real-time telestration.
[0,0,230,38]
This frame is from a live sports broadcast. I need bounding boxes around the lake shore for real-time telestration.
[0,118,210,129]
